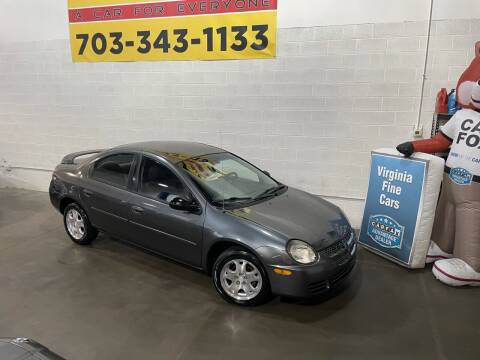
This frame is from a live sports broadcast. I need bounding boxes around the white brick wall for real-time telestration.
[1,18,479,227]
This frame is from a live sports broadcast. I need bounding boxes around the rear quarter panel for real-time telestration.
[49,163,86,213]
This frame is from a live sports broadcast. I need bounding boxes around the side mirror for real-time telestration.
[169,197,200,213]
[263,170,271,177]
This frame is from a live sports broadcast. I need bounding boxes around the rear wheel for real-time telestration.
[213,248,272,306]
[63,203,98,245]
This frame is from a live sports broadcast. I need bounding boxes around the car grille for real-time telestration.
[319,228,354,266]
[320,240,348,257]
[307,259,355,295]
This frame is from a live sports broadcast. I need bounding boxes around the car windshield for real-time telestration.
[177,152,280,206]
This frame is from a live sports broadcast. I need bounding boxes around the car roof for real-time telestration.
[113,141,225,163]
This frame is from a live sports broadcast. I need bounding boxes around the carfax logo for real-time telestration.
[449,167,473,185]
[367,214,404,249]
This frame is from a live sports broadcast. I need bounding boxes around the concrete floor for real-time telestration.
[0,188,478,360]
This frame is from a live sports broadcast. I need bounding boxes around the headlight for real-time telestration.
[287,240,318,264]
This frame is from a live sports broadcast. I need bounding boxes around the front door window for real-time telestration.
[139,157,186,203]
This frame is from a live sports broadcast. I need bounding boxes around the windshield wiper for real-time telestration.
[254,184,287,201]
[211,185,287,206]
[211,197,254,206]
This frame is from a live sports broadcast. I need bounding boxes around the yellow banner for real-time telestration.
[68,0,277,62]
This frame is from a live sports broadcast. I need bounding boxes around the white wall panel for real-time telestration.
[0,0,478,226]
[2,17,477,226]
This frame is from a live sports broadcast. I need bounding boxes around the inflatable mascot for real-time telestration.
[396,47,480,287]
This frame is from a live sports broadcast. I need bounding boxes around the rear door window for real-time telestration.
[91,153,135,188]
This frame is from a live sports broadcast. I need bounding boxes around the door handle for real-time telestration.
[82,189,93,197]
[132,206,144,214]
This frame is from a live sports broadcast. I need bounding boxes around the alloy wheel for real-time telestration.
[220,259,263,301]
[66,209,85,240]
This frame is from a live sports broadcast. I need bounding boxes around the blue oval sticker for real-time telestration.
[449,167,473,185]
[367,214,405,249]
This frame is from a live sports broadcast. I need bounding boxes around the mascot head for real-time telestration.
[456,41,480,110]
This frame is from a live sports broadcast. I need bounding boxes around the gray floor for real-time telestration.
[0,189,478,360]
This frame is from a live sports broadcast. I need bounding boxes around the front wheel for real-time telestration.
[63,203,98,245]
[213,248,272,306]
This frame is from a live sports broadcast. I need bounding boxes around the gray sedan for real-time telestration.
[49,141,356,306]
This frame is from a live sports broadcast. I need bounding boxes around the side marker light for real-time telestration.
[274,268,293,276]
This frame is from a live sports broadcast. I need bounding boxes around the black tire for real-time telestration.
[213,247,272,306]
[63,203,98,245]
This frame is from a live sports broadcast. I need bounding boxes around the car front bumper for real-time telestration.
[264,238,357,298]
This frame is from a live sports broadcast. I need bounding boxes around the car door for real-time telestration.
[128,155,205,267]
[80,152,138,239]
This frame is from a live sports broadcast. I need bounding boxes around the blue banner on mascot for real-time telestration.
[359,152,427,265]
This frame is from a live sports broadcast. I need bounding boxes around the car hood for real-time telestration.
[227,187,351,250]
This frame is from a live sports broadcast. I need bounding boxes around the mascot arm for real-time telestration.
[412,132,452,153]
[397,132,452,157]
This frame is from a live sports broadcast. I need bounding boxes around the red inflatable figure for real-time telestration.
[397,43,480,287]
